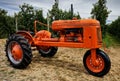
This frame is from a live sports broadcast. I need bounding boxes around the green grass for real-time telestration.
[103,33,120,48]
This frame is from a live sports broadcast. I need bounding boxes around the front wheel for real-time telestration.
[83,49,111,77]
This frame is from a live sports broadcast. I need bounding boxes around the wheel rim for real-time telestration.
[8,41,23,64]
[86,54,105,73]
[39,46,51,54]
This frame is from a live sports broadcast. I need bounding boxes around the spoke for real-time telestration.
[86,54,104,73]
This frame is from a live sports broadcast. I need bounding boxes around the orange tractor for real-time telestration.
[5,19,111,77]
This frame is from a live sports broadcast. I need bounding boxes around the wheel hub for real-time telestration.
[87,55,105,73]
[11,44,23,60]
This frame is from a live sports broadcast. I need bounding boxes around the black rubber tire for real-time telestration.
[5,34,32,69]
[38,47,58,57]
[83,49,111,77]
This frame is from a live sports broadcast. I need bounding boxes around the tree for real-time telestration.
[17,3,35,31]
[49,0,59,20]
[17,3,46,32]
[108,16,120,38]
[91,0,111,37]
[0,8,15,38]
[49,0,81,21]
[34,9,47,30]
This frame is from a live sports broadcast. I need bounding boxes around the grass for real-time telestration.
[103,33,120,48]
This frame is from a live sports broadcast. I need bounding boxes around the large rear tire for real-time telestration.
[83,49,111,77]
[5,34,32,69]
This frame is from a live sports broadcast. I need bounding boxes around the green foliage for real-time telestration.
[0,2,81,38]
[34,9,47,30]
[0,8,15,38]
[18,3,34,31]
[91,0,111,38]
[49,1,59,20]
[103,33,112,48]
[49,2,81,21]
[17,3,46,32]
[103,33,120,48]
[108,16,120,38]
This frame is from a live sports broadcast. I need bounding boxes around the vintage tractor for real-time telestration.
[5,18,111,77]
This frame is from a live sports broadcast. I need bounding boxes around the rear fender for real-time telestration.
[16,31,33,45]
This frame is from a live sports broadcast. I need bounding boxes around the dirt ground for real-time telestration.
[0,39,120,81]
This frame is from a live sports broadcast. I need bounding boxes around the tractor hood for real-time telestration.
[52,19,100,31]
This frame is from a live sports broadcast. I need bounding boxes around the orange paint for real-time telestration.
[11,44,23,60]
[17,19,103,69]
[86,54,105,73]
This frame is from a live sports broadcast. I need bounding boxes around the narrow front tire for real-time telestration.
[83,49,111,77]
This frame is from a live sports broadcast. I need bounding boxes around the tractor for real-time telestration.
[5,18,111,77]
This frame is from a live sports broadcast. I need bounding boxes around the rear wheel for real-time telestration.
[83,49,111,77]
[5,34,32,69]
[35,30,58,57]
[38,47,58,57]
